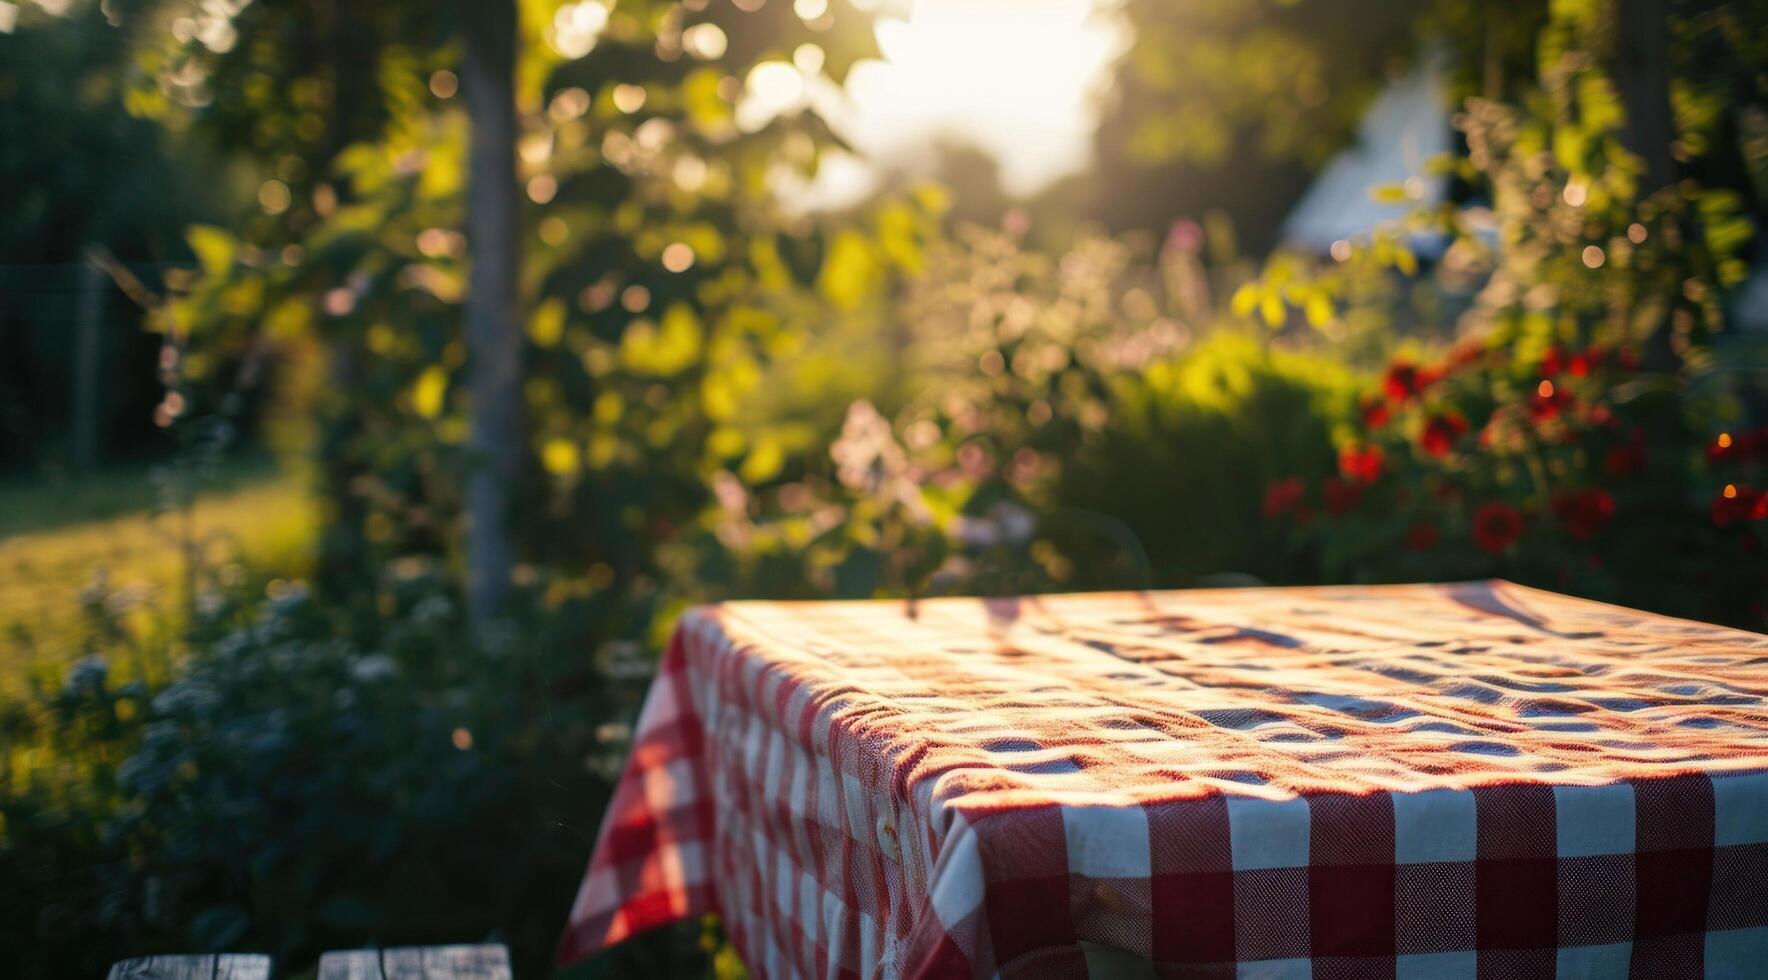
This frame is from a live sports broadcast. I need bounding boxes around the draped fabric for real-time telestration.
[559,581,1768,978]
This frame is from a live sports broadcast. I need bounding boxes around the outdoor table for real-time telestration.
[557,580,1768,978]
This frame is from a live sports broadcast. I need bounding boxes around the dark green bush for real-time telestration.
[1056,332,1359,588]
[1,563,704,978]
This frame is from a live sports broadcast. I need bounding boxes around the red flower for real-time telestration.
[1419,412,1469,457]
[1406,521,1440,551]
[1712,485,1768,527]
[1569,346,1604,377]
[1383,361,1436,403]
[1338,443,1386,484]
[1551,488,1616,541]
[1262,477,1306,518]
[1360,394,1391,429]
[1540,345,1567,377]
[1472,502,1524,553]
[1322,477,1363,515]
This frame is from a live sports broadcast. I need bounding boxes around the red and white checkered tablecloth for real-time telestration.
[556,581,1768,978]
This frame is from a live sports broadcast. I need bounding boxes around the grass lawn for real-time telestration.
[0,458,314,695]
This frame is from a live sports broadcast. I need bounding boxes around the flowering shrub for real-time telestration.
[1265,338,1767,628]
[1238,0,1768,629]
[671,224,1207,601]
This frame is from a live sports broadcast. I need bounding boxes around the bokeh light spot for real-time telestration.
[662,242,696,272]
[257,179,291,214]
[683,23,728,60]
[612,84,648,114]
[527,174,558,204]
[429,70,458,99]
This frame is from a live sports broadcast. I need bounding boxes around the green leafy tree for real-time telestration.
[1087,0,1421,249]
[142,0,885,622]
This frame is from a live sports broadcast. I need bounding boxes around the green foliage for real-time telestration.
[110,569,621,968]
[1,651,147,978]
[1060,334,1359,588]
[669,225,1191,602]
[1218,0,1768,627]
[7,1,1768,977]
[0,0,218,263]
[4,4,908,974]
[147,0,896,605]
[666,225,1358,602]
[1104,0,1412,169]
[2,560,686,977]
[1084,0,1421,251]
[0,0,228,470]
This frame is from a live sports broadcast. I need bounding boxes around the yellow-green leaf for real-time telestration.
[411,366,448,419]
[1259,293,1286,328]
[1230,283,1260,318]
[707,426,745,458]
[187,225,236,276]
[818,230,881,312]
[739,436,785,483]
[264,299,312,340]
[529,298,566,347]
[1368,183,1411,205]
[593,390,623,425]
[621,303,703,376]
[542,437,581,476]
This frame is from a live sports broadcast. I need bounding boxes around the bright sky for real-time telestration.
[785,0,1128,209]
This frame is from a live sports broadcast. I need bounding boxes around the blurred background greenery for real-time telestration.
[2,0,1766,975]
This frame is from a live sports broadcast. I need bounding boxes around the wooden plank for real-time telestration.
[214,957,274,980]
[317,945,511,980]
[107,955,271,980]
[314,950,381,980]
[108,957,215,980]
[388,946,512,980]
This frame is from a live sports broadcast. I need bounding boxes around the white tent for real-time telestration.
[1281,50,1451,254]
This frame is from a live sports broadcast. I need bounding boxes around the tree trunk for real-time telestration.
[460,0,523,625]
[1616,0,1676,194]
[1615,0,1681,371]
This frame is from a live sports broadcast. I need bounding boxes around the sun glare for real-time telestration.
[790,0,1126,209]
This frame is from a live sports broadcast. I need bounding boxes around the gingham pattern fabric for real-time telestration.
[557,581,1768,978]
